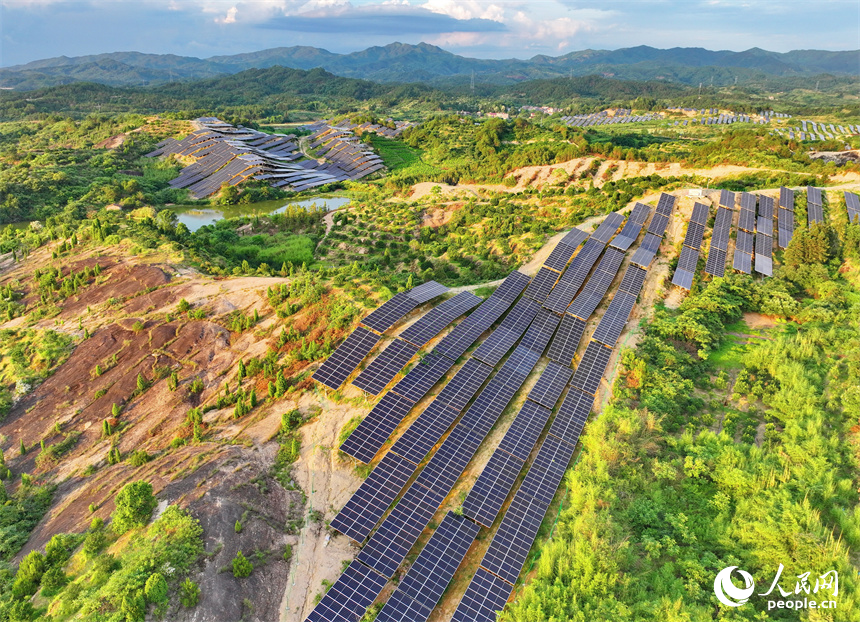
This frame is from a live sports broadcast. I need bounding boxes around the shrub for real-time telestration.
[144,572,168,604]
[180,578,200,608]
[232,551,253,578]
[111,480,157,534]
[127,450,151,467]
[11,550,45,598]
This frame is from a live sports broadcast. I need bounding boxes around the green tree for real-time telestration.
[11,550,46,598]
[180,578,200,608]
[121,590,146,622]
[144,572,168,604]
[232,550,253,578]
[111,480,157,534]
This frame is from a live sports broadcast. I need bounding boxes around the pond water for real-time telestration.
[170,196,351,232]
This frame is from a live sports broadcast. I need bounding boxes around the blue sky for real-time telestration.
[1,0,858,67]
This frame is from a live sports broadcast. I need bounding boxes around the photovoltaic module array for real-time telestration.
[398,291,482,347]
[339,273,528,464]
[705,206,733,277]
[755,195,774,277]
[778,186,795,249]
[671,201,708,290]
[543,238,606,313]
[542,227,590,271]
[609,202,650,251]
[733,192,757,275]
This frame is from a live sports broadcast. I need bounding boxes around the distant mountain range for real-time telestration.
[1,42,857,90]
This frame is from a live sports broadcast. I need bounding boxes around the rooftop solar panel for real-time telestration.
[462,449,524,528]
[549,386,593,447]
[390,400,460,466]
[304,560,387,622]
[704,247,728,277]
[527,361,573,409]
[313,327,381,390]
[523,267,559,304]
[330,451,416,543]
[398,292,482,347]
[352,339,419,395]
[376,512,479,622]
[435,358,494,413]
[690,202,710,225]
[519,308,562,355]
[479,493,550,586]
[361,292,419,333]
[546,314,587,367]
[590,212,625,244]
[450,567,512,622]
[338,391,416,464]
[570,341,613,394]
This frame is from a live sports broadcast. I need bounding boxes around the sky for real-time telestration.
[1,0,858,67]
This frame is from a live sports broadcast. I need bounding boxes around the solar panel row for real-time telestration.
[690,201,710,225]
[543,239,606,313]
[590,285,639,347]
[546,313,587,367]
[352,339,419,395]
[523,267,560,304]
[759,195,775,218]
[732,250,752,274]
[630,233,662,268]
[609,203,650,251]
[338,391,416,464]
[450,568,512,622]
[720,189,736,208]
[527,361,573,409]
[398,291,482,347]
[710,207,733,252]
[312,327,381,390]
[472,298,541,366]
[543,227,590,271]
[683,221,706,250]
[590,212,626,244]
[519,308,562,355]
[656,193,677,217]
[376,512,479,622]
[361,292,420,333]
[738,208,756,233]
[304,560,387,622]
[845,191,860,222]
[779,186,795,211]
[569,341,613,394]
[567,247,625,320]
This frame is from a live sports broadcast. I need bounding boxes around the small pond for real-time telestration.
[171,196,351,232]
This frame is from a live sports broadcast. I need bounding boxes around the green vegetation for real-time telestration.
[111,480,157,535]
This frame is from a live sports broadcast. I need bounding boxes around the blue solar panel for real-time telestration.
[305,560,387,622]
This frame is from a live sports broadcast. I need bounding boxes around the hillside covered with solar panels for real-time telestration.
[0,42,859,622]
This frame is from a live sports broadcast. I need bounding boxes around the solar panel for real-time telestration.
[406,280,449,304]
[720,189,736,207]
[398,292,482,347]
[472,299,540,366]
[462,450,525,528]
[499,346,541,380]
[671,269,695,290]
[339,391,416,464]
[390,351,455,403]
[357,483,446,578]
[656,193,677,216]
[544,228,589,271]
[450,568,512,622]
[435,358,494,413]
[677,245,700,273]
[807,186,823,206]
[433,298,510,361]
[546,314,586,367]
[778,226,793,249]
[560,227,591,248]
[779,187,795,211]
[361,292,419,333]
[846,191,860,220]
[330,451,416,543]
[519,308,562,355]
[647,213,670,237]
[683,221,706,249]
[755,233,772,257]
[735,230,753,254]
[629,201,652,225]
[704,248,728,277]
[690,202,709,225]
[376,512,479,622]
[569,341,612,394]
[479,492,550,585]
[757,216,773,237]
[808,203,824,224]
[732,250,752,274]
[305,560,387,622]
[567,248,625,320]
[543,239,605,313]
[738,208,756,232]
[489,401,547,460]
[523,267,559,304]
[755,252,773,277]
[739,192,757,212]
[518,435,576,505]
[313,327,381,390]
[352,339,419,395]
[710,207,733,251]
[618,265,647,295]
[492,271,531,303]
[759,195,775,217]
[414,424,482,496]
[590,212,625,244]
[548,386,593,447]
[390,400,460,466]
[527,361,573,409]
[630,233,662,268]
